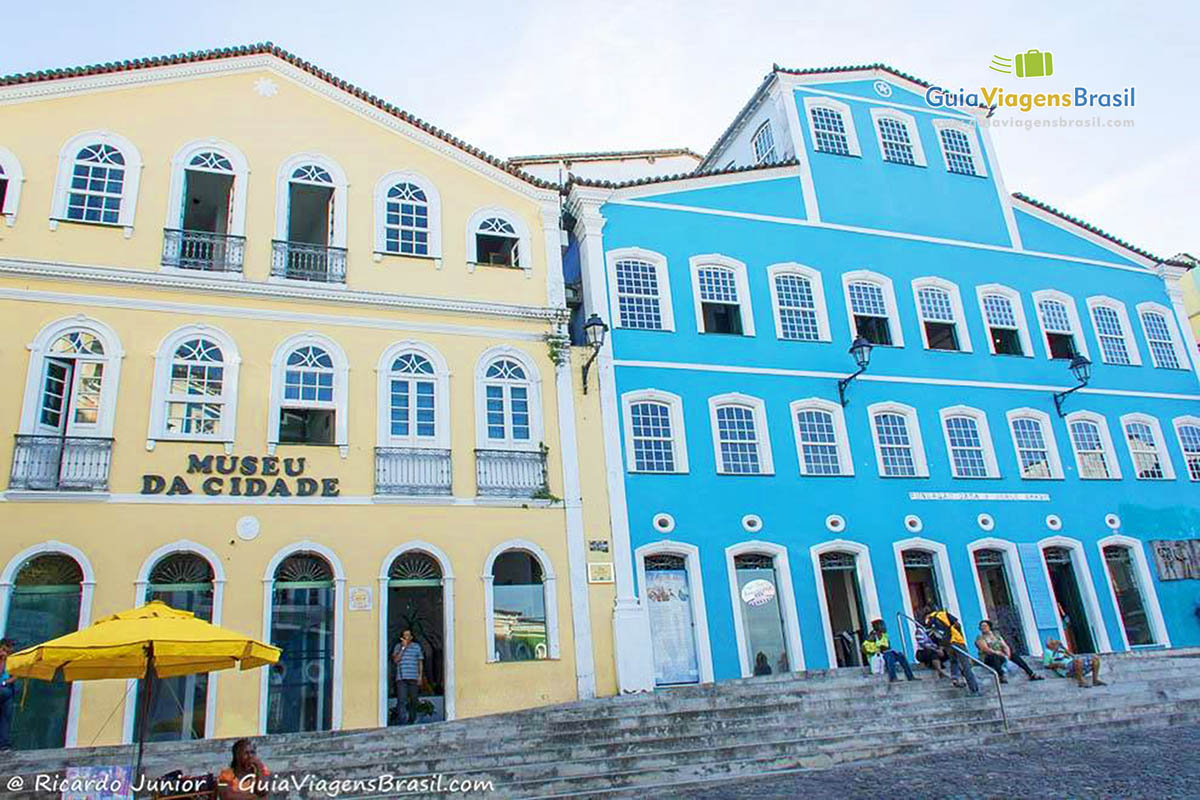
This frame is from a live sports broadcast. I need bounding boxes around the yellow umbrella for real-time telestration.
[7,600,280,778]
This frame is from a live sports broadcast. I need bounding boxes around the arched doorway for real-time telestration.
[490,552,548,662]
[1102,545,1155,646]
[973,548,1030,654]
[134,553,213,742]
[731,553,790,676]
[5,554,82,749]
[900,549,942,613]
[267,553,334,733]
[1043,546,1097,653]
[643,553,701,685]
[386,552,445,724]
[819,551,867,667]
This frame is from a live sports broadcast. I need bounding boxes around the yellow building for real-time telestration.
[1175,254,1200,340]
[0,44,616,749]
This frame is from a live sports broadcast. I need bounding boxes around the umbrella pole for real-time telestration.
[134,643,154,789]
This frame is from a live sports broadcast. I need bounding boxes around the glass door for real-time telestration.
[1103,546,1154,646]
[733,553,790,676]
[643,554,700,685]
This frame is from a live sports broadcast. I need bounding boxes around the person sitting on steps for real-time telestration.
[753,651,772,676]
[913,607,948,679]
[863,619,915,683]
[976,620,1044,683]
[924,606,979,694]
[1044,638,1106,688]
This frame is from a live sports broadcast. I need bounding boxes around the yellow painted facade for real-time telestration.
[0,50,615,748]
[1182,268,1200,341]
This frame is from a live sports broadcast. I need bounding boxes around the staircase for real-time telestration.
[7,647,1199,799]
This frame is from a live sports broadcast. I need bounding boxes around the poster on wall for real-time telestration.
[1149,539,1200,581]
[644,569,700,685]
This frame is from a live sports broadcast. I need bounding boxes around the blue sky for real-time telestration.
[5,0,1195,257]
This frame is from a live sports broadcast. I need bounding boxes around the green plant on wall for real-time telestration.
[544,331,570,367]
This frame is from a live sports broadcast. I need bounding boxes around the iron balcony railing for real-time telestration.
[375,447,452,496]
[271,240,347,284]
[161,229,246,274]
[475,447,549,498]
[10,434,113,492]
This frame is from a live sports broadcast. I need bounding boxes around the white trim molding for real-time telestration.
[767,263,831,342]
[267,332,350,457]
[372,170,443,261]
[375,340,451,449]
[377,541,456,724]
[802,96,862,157]
[931,118,987,177]
[1086,296,1142,366]
[165,138,250,237]
[0,145,25,225]
[912,276,973,352]
[708,392,775,475]
[689,253,756,337]
[724,540,805,676]
[966,537,1042,657]
[19,314,126,438]
[146,324,241,450]
[1095,535,1171,650]
[1036,535,1112,654]
[1032,289,1091,361]
[809,539,881,669]
[1136,301,1189,371]
[938,405,1000,479]
[789,397,854,476]
[621,389,689,473]
[274,153,349,250]
[867,401,929,477]
[842,269,905,348]
[869,107,927,166]
[1118,412,1175,481]
[635,540,715,684]
[482,539,560,662]
[473,344,544,450]
[892,537,961,645]
[1172,415,1200,481]
[606,247,675,332]
[976,283,1033,358]
[1064,410,1122,480]
[1005,407,1065,480]
[50,130,144,236]
[465,206,533,277]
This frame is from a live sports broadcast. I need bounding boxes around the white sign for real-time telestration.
[909,491,1050,502]
[740,578,777,607]
[348,585,373,611]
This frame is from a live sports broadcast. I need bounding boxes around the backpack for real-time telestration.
[926,611,961,648]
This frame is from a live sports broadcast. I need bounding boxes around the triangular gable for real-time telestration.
[631,174,806,219]
[1012,195,1158,268]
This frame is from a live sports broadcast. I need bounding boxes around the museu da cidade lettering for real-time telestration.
[141,454,340,497]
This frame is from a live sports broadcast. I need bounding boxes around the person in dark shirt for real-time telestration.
[753,652,772,676]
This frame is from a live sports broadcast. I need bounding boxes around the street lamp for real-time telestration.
[837,336,873,407]
[581,313,609,394]
[1052,354,1092,416]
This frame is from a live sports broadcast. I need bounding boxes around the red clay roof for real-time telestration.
[567,158,800,190]
[1011,193,1180,265]
[0,42,557,190]
[509,148,703,165]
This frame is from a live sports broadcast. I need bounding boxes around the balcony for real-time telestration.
[9,435,113,492]
[271,240,347,284]
[375,447,452,496]
[475,448,549,498]
[161,229,246,274]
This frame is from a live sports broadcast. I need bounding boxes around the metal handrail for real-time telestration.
[895,610,1008,733]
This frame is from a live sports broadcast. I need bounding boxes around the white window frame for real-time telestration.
[938,405,1000,479]
[146,325,241,450]
[466,206,533,276]
[708,393,774,475]
[789,398,853,476]
[267,332,350,457]
[1172,415,1200,482]
[376,341,451,449]
[164,138,250,240]
[372,170,443,262]
[635,541,715,684]
[1136,302,1189,370]
[606,247,675,332]
[809,539,882,669]
[802,96,861,157]
[482,540,560,663]
[1032,289,1091,360]
[1004,408,1065,480]
[621,389,689,473]
[930,119,987,177]
[869,108,927,167]
[0,145,25,226]
[725,541,805,676]
[1119,413,1175,481]
[474,345,544,451]
[912,276,972,352]
[690,254,756,337]
[1064,410,1122,480]
[50,130,144,236]
[751,121,777,165]
[842,270,905,348]
[274,153,349,251]
[768,263,831,342]
[1087,296,1142,366]
[975,283,1033,358]
[1096,535,1171,649]
[866,401,929,478]
[18,315,125,439]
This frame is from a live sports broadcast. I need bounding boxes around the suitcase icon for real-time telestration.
[1015,49,1054,78]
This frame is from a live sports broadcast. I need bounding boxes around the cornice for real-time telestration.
[0,257,564,323]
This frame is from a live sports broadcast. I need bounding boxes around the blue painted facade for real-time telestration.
[572,68,1200,686]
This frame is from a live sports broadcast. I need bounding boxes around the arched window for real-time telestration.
[977,284,1031,357]
[268,335,349,455]
[622,390,688,473]
[388,353,436,441]
[477,351,542,448]
[375,344,451,495]
[932,119,986,177]
[939,406,999,478]
[790,398,852,476]
[1120,414,1174,480]
[273,155,348,283]
[691,255,755,336]
[608,248,674,331]
[485,543,558,663]
[1173,416,1200,481]
[769,264,829,342]
[267,553,335,733]
[1034,291,1089,360]
[1138,303,1188,370]
[0,145,25,225]
[373,172,442,260]
[148,328,240,447]
[867,402,928,477]
[1065,412,1120,479]
[913,278,971,352]
[466,208,531,273]
[163,140,249,273]
[843,271,903,347]
[870,109,926,166]
[51,132,143,232]
[803,97,861,156]
[1088,297,1140,366]
[709,394,773,475]
[1005,408,1063,479]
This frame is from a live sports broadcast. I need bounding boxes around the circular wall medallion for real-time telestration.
[904,514,923,533]
[873,80,893,97]
[652,513,675,534]
[235,515,260,541]
[977,513,995,532]
[1104,513,1121,530]
[740,578,777,607]
[1045,514,1063,531]
[825,514,846,533]
[742,514,763,533]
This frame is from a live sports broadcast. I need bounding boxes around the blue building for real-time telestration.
[566,64,1200,692]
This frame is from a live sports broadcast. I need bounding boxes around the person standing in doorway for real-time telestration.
[392,629,424,725]
[0,639,16,751]
[924,608,979,694]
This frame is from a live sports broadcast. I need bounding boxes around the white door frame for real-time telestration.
[810,539,881,669]
[967,537,1043,657]
[724,540,805,676]
[891,537,961,649]
[1096,534,1171,649]
[1036,535,1112,653]
[635,540,714,684]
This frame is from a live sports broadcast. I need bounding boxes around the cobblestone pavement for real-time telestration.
[684,723,1200,799]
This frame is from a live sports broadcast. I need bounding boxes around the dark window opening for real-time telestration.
[279,408,335,444]
[991,327,1023,356]
[924,321,959,351]
[476,234,518,267]
[287,184,333,245]
[854,315,892,346]
[1047,333,1076,360]
[702,302,743,335]
[0,178,8,212]
[181,170,233,234]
